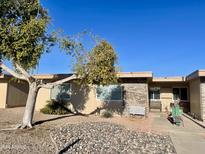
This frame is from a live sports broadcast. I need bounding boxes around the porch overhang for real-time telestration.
[152,77,186,82]
[186,70,205,81]
[117,72,153,78]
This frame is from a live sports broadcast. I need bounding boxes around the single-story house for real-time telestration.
[0,70,205,121]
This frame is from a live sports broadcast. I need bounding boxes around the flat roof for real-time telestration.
[1,70,205,81]
[117,72,153,78]
[0,72,153,80]
[33,74,73,79]
[186,70,205,81]
[152,76,186,82]
[35,72,153,79]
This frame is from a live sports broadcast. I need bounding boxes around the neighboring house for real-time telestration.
[0,70,205,121]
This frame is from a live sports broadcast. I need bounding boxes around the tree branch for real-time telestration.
[15,63,34,82]
[0,63,26,80]
[39,74,77,89]
[15,63,31,78]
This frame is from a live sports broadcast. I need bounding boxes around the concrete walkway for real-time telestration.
[151,112,205,154]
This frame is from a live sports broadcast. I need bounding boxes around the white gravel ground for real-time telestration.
[50,122,176,154]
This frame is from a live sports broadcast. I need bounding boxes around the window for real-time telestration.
[51,83,71,101]
[96,85,122,101]
[149,87,160,100]
[173,88,188,101]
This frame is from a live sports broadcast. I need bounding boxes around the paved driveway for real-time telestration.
[151,112,205,154]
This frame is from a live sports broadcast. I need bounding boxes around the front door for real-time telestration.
[173,87,190,113]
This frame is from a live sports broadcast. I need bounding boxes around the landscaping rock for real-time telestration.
[50,122,176,154]
[0,128,54,154]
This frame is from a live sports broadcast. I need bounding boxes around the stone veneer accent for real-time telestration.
[122,83,149,116]
[200,81,205,121]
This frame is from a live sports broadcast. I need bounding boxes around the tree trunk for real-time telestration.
[20,82,39,129]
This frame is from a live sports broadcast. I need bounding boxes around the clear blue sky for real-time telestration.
[37,0,205,77]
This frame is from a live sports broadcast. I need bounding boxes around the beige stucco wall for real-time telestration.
[0,81,8,108]
[189,78,201,119]
[160,88,173,111]
[7,82,28,107]
[35,88,51,111]
[35,83,100,114]
[35,82,124,115]
[69,83,99,114]
[80,87,99,114]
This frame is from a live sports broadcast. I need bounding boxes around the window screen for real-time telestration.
[96,85,122,101]
[51,83,71,101]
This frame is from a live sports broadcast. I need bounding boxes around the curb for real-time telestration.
[183,113,205,129]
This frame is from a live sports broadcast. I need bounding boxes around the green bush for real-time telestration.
[101,110,113,118]
[40,100,71,115]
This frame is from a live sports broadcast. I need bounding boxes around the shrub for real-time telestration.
[40,100,71,115]
[101,110,113,118]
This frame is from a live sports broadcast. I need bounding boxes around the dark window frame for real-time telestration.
[173,87,188,101]
[50,83,72,101]
[96,85,123,101]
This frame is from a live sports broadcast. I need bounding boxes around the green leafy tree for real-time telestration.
[74,40,117,85]
[0,0,117,129]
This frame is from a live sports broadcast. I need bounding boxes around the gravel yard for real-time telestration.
[50,122,176,154]
[0,108,177,154]
[0,128,54,154]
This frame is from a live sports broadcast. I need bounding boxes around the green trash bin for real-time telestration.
[171,104,183,126]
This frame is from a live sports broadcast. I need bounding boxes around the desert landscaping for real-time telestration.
[0,108,177,154]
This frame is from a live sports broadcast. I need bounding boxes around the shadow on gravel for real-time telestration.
[58,138,81,154]
[33,114,87,126]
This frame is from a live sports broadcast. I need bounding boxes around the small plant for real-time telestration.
[40,100,71,115]
[101,110,113,118]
